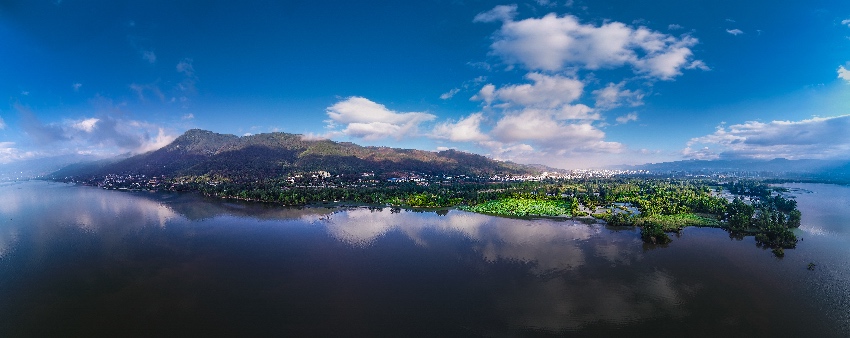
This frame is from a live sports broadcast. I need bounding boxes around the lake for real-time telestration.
[0,181,848,337]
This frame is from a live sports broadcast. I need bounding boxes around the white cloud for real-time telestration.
[142,50,157,63]
[842,19,850,27]
[13,103,177,158]
[726,28,743,36]
[474,73,599,121]
[181,113,194,120]
[684,115,850,160]
[0,142,35,164]
[300,133,329,141]
[473,4,517,23]
[615,112,639,124]
[72,83,82,92]
[440,88,460,100]
[490,109,619,154]
[481,10,703,79]
[432,113,489,142]
[489,73,584,108]
[0,116,5,129]
[471,84,496,104]
[136,128,177,153]
[326,97,436,140]
[461,72,616,162]
[686,60,710,71]
[592,82,644,109]
[72,118,100,132]
[668,24,683,30]
[838,65,850,82]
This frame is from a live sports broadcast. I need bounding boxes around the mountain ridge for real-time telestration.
[52,129,544,179]
[622,158,850,180]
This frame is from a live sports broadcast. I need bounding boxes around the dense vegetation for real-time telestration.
[71,171,802,256]
[460,197,571,217]
[53,129,805,257]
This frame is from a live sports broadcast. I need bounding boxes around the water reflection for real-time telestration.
[322,208,602,273]
[495,270,693,332]
[1,181,847,336]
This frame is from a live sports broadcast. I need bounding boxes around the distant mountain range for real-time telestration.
[51,129,541,179]
[0,154,110,181]
[624,158,850,180]
[28,129,850,182]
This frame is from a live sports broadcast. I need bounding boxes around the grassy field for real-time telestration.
[461,198,571,217]
[640,213,721,231]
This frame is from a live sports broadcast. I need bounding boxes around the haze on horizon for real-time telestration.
[1,0,850,169]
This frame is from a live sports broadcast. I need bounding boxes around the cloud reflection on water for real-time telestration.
[322,208,600,273]
[0,182,692,333]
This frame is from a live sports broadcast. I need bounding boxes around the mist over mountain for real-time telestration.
[0,154,108,181]
[51,129,540,179]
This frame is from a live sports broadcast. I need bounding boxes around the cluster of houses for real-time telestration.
[77,168,655,191]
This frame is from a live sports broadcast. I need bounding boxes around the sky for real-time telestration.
[2,0,850,169]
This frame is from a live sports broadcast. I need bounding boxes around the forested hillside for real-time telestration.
[52,129,537,179]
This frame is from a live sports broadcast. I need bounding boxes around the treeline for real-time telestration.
[88,173,802,256]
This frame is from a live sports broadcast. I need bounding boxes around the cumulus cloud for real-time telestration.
[488,73,584,108]
[13,103,177,158]
[683,115,850,160]
[0,142,36,164]
[615,112,639,124]
[436,74,627,165]
[592,82,644,109]
[491,110,620,154]
[432,113,489,142]
[325,97,436,140]
[479,9,703,79]
[472,84,496,105]
[842,19,850,27]
[726,28,744,35]
[838,65,850,82]
[72,118,99,132]
[472,73,599,120]
[461,72,619,162]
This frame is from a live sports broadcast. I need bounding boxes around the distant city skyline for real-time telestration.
[2,0,849,168]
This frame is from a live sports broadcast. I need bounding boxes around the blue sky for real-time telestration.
[2,0,850,168]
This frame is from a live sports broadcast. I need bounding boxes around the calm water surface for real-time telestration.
[0,181,847,337]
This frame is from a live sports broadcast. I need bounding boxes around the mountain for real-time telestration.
[52,129,539,179]
[625,158,850,180]
[0,154,109,181]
